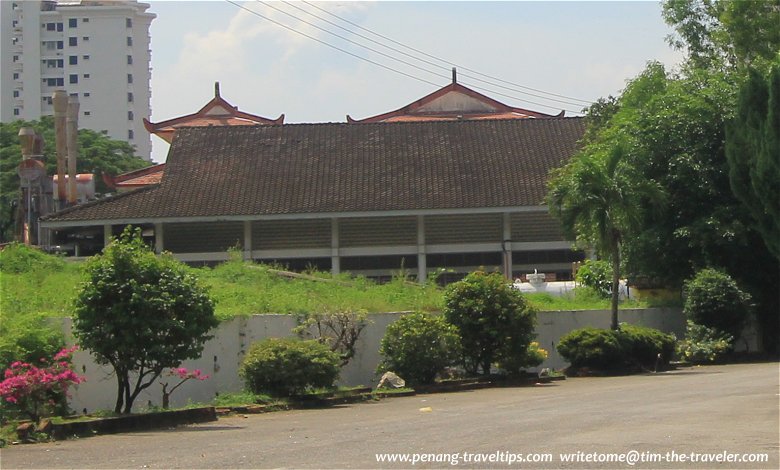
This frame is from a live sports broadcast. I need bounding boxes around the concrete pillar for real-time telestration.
[154,223,164,254]
[243,221,252,261]
[502,213,513,280]
[331,218,340,276]
[417,215,427,284]
[103,224,112,248]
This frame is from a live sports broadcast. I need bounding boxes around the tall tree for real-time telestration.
[548,141,662,330]
[73,228,218,414]
[726,63,780,259]
[0,117,151,242]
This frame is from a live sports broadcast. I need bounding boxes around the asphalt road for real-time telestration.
[1,362,778,469]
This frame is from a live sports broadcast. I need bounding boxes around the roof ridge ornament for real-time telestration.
[214,81,221,98]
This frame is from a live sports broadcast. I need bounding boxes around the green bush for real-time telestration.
[0,314,64,371]
[557,328,625,369]
[444,271,537,375]
[575,260,612,298]
[377,312,461,385]
[0,243,65,274]
[240,337,341,397]
[677,321,733,363]
[683,269,751,341]
[618,323,676,367]
[557,324,676,370]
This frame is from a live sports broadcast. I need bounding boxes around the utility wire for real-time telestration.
[226,0,585,114]
[301,0,592,106]
[280,0,588,108]
[224,0,441,88]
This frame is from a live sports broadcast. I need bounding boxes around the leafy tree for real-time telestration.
[726,63,780,259]
[293,309,368,367]
[73,227,218,413]
[0,117,151,242]
[443,271,536,375]
[663,0,780,71]
[548,140,662,330]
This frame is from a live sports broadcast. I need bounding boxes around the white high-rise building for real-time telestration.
[1,0,155,160]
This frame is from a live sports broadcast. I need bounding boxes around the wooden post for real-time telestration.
[417,215,427,284]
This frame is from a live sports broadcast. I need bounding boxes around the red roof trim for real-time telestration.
[347,82,563,123]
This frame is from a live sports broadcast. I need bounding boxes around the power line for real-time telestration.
[224,0,441,88]
[300,0,592,106]
[226,1,586,115]
[280,0,589,108]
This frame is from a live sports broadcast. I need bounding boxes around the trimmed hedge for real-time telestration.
[240,338,341,397]
[557,324,676,370]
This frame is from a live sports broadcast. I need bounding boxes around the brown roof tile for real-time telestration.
[42,118,585,223]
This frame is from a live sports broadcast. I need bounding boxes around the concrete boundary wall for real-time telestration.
[62,308,685,413]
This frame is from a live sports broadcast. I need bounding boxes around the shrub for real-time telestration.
[557,328,625,369]
[240,338,341,397]
[677,321,733,364]
[0,314,64,372]
[498,341,549,375]
[575,260,612,298]
[444,271,537,375]
[0,346,84,422]
[377,312,461,385]
[558,325,677,370]
[618,323,676,367]
[683,269,751,341]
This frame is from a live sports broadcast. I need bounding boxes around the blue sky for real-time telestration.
[146,1,684,161]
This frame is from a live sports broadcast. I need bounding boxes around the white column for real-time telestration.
[417,215,427,284]
[154,223,164,254]
[331,218,340,276]
[502,213,513,280]
[243,221,252,261]
[103,224,112,248]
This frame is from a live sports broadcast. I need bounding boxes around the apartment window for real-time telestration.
[69,74,78,84]
[12,55,19,62]
[46,23,55,31]
[82,36,89,42]
[83,73,90,78]
[13,91,19,98]
[128,111,134,120]
[83,55,90,60]
[127,73,133,84]
[57,22,63,32]
[83,92,90,97]
[126,36,133,46]
[126,18,132,28]
[69,55,78,65]
[13,73,19,80]
[128,129,134,140]
[84,111,90,116]
[69,37,77,47]
[14,109,20,116]
[57,41,63,50]
[69,18,77,28]
[46,78,64,87]
[126,55,133,65]
[127,92,134,102]
[43,96,53,105]
[83,18,89,23]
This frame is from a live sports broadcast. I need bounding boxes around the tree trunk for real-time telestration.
[610,244,620,331]
[114,373,125,414]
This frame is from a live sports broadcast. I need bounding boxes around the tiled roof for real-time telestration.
[43,117,585,223]
[103,163,166,189]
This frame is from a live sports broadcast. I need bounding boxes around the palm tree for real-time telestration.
[547,142,662,330]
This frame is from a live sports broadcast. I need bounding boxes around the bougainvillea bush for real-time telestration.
[0,346,84,421]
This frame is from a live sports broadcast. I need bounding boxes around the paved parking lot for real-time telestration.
[1,362,778,469]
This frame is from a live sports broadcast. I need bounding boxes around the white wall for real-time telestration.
[62,309,685,413]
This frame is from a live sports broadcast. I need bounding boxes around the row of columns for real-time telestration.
[104,214,516,283]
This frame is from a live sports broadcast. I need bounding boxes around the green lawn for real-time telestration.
[0,245,662,324]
